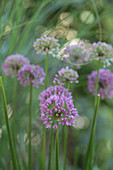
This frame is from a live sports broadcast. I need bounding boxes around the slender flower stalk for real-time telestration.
[63,81,69,170]
[28,82,32,170]
[56,122,59,170]
[48,127,54,170]
[94,58,101,106]
[12,74,18,143]
[42,52,48,170]
[85,94,100,170]
[63,125,68,170]
[0,76,19,170]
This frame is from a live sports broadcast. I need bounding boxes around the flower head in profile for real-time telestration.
[53,66,79,86]
[39,85,72,105]
[88,69,113,99]
[2,54,30,77]
[33,34,61,59]
[17,64,45,88]
[63,44,89,69]
[89,41,113,67]
[40,86,78,130]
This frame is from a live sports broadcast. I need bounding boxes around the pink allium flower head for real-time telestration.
[33,34,61,59]
[2,54,30,77]
[40,93,78,129]
[89,41,113,67]
[63,44,89,69]
[88,69,113,99]
[17,64,45,88]
[39,85,72,105]
[53,66,79,86]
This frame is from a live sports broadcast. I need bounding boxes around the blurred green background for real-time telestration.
[0,0,113,169]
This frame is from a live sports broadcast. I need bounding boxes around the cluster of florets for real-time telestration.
[88,69,113,99]
[17,64,45,88]
[63,44,89,69]
[53,66,79,86]
[2,54,30,77]
[33,34,61,59]
[40,85,78,129]
[40,85,72,105]
[89,41,113,67]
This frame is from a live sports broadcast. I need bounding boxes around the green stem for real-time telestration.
[56,122,59,170]
[95,58,101,106]
[48,127,54,170]
[63,81,69,170]
[42,125,46,170]
[85,94,100,170]
[63,125,68,170]
[42,52,48,170]
[28,82,32,170]
[0,76,19,170]
[13,74,17,143]
[13,74,17,115]
[45,52,48,89]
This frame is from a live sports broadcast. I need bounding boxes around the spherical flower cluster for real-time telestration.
[40,86,78,130]
[2,54,30,77]
[89,41,113,67]
[63,44,89,69]
[33,34,61,59]
[39,85,72,105]
[88,69,113,99]
[17,64,45,88]
[53,66,79,86]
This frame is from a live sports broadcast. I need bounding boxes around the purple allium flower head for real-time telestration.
[40,94,78,129]
[17,64,45,88]
[2,54,30,77]
[89,41,113,67]
[63,44,89,69]
[53,66,79,86]
[39,85,72,105]
[33,34,61,59]
[88,69,113,99]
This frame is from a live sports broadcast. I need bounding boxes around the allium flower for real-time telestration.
[88,69,113,99]
[53,66,79,86]
[89,41,113,67]
[17,64,45,88]
[2,54,30,77]
[63,44,89,69]
[40,94,78,129]
[39,85,72,105]
[33,34,61,59]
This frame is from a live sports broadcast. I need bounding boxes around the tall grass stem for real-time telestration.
[0,76,19,170]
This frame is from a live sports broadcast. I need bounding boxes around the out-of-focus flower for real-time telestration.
[40,94,78,130]
[2,54,30,77]
[80,10,95,24]
[89,41,113,67]
[39,85,72,105]
[53,66,79,86]
[33,34,61,59]
[59,12,73,27]
[17,64,45,88]
[63,44,89,69]
[88,69,113,99]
